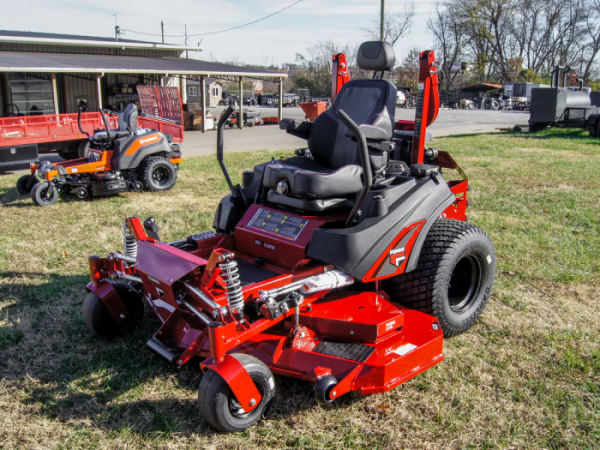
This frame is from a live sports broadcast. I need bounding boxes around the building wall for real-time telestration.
[60,74,98,113]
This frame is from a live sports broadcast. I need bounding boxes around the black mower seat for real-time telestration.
[93,104,138,142]
[264,156,363,198]
[265,41,397,212]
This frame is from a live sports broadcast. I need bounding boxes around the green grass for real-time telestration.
[0,129,599,449]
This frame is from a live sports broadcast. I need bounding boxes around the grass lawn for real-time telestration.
[0,129,599,449]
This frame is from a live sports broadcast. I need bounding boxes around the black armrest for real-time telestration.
[280,119,313,140]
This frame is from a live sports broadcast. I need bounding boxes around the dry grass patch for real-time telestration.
[0,130,599,449]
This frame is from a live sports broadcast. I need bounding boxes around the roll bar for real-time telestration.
[77,105,92,141]
[217,106,237,198]
[99,109,112,143]
[336,109,372,227]
[217,106,248,207]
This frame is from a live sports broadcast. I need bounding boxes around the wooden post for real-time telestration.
[95,73,104,110]
[51,73,59,114]
[278,79,283,121]
[201,75,207,133]
[238,76,243,129]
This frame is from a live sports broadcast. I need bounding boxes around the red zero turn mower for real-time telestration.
[83,42,496,432]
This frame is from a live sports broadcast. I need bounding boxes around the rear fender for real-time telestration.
[117,132,171,170]
[85,281,129,323]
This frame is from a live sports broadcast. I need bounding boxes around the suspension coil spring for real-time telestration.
[219,257,244,316]
[123,222,138,259]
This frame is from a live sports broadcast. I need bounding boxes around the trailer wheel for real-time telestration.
[384,219,496,337]
[30,182,58,206]
[83,282,144,339]
[140,156,178,192]
[16,175,39,196]
[199,354,275,432]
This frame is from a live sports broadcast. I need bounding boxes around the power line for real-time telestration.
[121,0,304,39]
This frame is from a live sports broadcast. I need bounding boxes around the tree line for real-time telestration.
[430,0,600,89]
[286,0,600,96]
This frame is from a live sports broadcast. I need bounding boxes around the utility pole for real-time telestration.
[380,0,385,41]
[112,14,120,40]
[161,21,165,44]
[185,24,188,58]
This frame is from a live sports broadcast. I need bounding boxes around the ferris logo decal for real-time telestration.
[140,135,160,145]
[148,275,161,285]
[255,239,276,251]
[155,287,165,297]
[389,247,406,267]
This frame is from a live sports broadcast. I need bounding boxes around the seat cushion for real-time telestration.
[263,156,363,198]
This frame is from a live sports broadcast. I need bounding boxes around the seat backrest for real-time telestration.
[307,41,397,170]
[118,103,138,134]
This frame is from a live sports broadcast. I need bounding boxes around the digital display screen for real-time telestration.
[247,208,308,241]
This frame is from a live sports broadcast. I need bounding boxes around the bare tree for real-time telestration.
[428,2,467,89]
[362,3,415,46]
[295,41,355,96]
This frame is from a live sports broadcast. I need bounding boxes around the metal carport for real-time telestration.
[0,52,287,131]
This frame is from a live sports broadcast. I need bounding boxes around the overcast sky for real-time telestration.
[1,0,435,66]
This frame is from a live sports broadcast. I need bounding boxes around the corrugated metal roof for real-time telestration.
[0,29,201,51]
[0,30,159,45]
[0,52,287,80]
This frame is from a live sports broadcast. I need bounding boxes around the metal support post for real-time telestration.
[278,79,283,121]
[238,76,243,129]
[201,75,207,133]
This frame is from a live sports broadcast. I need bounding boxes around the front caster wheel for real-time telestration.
[16,175,39,196]
[83,282,144,339]
[384,219,496,337]
[199,354,275,432]
[314,375,338,404]
[30,181,58,206]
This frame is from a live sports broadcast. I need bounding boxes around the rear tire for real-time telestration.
[16,175,39,196]
[78,140,91,158]
[83,282,145,339]
[140,156,178,192]
[199,354,275,432]
[30,181,58,206]
[383,219,496,337]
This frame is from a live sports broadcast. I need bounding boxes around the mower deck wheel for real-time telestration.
[314,375,338,405]
[83,282,145,339]
[384,219,496,337]
[30,181,58,206]
[199,353,275,432]
[16,175,39,196]
[140,156,178,192]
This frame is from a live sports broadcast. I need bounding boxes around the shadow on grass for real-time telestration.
[1,272,352,438]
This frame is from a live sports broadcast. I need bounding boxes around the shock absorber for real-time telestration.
[123,222,138,259]
[218,253,244,319]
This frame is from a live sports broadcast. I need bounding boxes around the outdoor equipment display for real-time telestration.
[16,104,183,206]
[0,86,184,166]
[82,41,496,432]
[529,66,598,131]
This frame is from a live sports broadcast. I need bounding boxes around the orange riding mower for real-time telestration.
[16,104,183,206]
